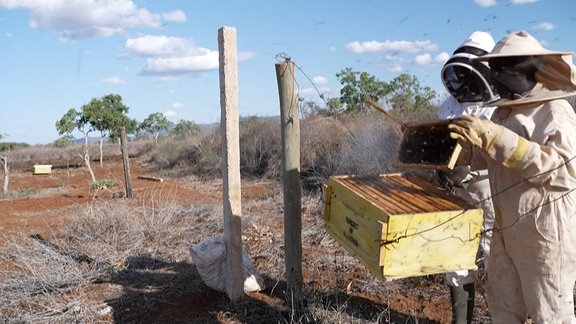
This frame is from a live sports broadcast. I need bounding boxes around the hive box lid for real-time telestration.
[394,120,461,171]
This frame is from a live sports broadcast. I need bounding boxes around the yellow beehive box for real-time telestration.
[323,173,482,281]
[33,164,52,175]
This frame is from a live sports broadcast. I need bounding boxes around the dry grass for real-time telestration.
[0,175,455,323]
[0,110,507,323]
[0,184,221,322]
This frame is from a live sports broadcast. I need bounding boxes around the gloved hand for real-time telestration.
[448,115,503,152]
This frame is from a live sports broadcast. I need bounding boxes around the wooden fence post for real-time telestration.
[275,58,303,300]
[119,127,132,198]
[218,26,244,301]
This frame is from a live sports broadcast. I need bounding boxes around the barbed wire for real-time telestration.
[380,152,576,247]
[468,152,576,236]
[274,52,576,248]
[275,53,381,160]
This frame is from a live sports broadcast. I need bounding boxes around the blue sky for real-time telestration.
[1,0,574,145]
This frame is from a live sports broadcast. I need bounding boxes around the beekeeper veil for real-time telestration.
[477,30,576,106]
[441,31,500,103]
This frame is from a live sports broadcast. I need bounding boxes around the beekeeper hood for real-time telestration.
[441,31,500,103]
[477,30,576,106]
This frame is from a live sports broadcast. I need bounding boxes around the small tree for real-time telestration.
[83,94,133,166]
[170,119,200,138]
[385,73,438,121]
[335,68,390,112]
[55,108,97,182]
[139,112,172,144]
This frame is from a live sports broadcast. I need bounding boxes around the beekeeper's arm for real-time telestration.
[448,108,576,191]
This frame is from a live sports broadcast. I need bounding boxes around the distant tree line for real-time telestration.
[53,93,199,183]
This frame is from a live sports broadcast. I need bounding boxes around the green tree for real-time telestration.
[139,112,173,144]
[385,73,438,120]
[331,69,437,122]
[82,94,133,166]
[170,119,200,138]
[335,68,390,112]
[326,97,344,116]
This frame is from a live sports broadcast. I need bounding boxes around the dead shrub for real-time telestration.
[334,112,403,176]
[0,184,225,323]
[144,129,221,178]
[300,115,350,190]
[239,117,281,178]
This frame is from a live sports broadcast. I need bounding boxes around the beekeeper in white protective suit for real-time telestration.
[439,30,499,324]
[449,30,576,323]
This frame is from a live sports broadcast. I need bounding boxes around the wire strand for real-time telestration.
[275,53,576,248]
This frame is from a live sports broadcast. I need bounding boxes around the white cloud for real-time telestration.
[0,0,186,40]
[101,76,126,84]
[533,22,554,30]
[346,40,437,54]
[389,64,402,73]
[141,52,219,76]
[300,76,331,99]
[474,0,497,7]
[436,52,451,64]
[126,35,196,57]
[126,34,253,76]
[313,76,328,85]
[300,86,332,98]
[413,53,433,65]
[162,10,187,23]
[164,110,177,117]
[5,32,12,37]
[413,52,449,65]
[172,102,184,109]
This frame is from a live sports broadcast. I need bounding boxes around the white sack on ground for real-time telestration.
[189,236,265,292]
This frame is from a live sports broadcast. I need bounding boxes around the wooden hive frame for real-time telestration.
[364,98,461,172]
[394,120,461,171]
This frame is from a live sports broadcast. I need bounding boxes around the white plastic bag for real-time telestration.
[190,236,265,292]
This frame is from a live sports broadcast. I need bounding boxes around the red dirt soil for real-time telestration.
[1,158,213,237]
[0,157,488,323]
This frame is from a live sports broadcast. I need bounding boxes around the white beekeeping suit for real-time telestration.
[449,30,576,324]
[438,30,498,324]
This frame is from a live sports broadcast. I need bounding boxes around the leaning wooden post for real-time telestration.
[275,58,303,300]
[119,127,133,198]
[218,26,244,301]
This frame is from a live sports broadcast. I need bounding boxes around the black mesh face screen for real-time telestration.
[442,62,499,103]
[488,56,539,99]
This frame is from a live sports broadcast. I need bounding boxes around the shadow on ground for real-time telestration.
[105,255,439,323]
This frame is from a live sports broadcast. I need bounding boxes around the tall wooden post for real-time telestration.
[119,127,133,198]
[275,59,303,300]
[218,26,244,301]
